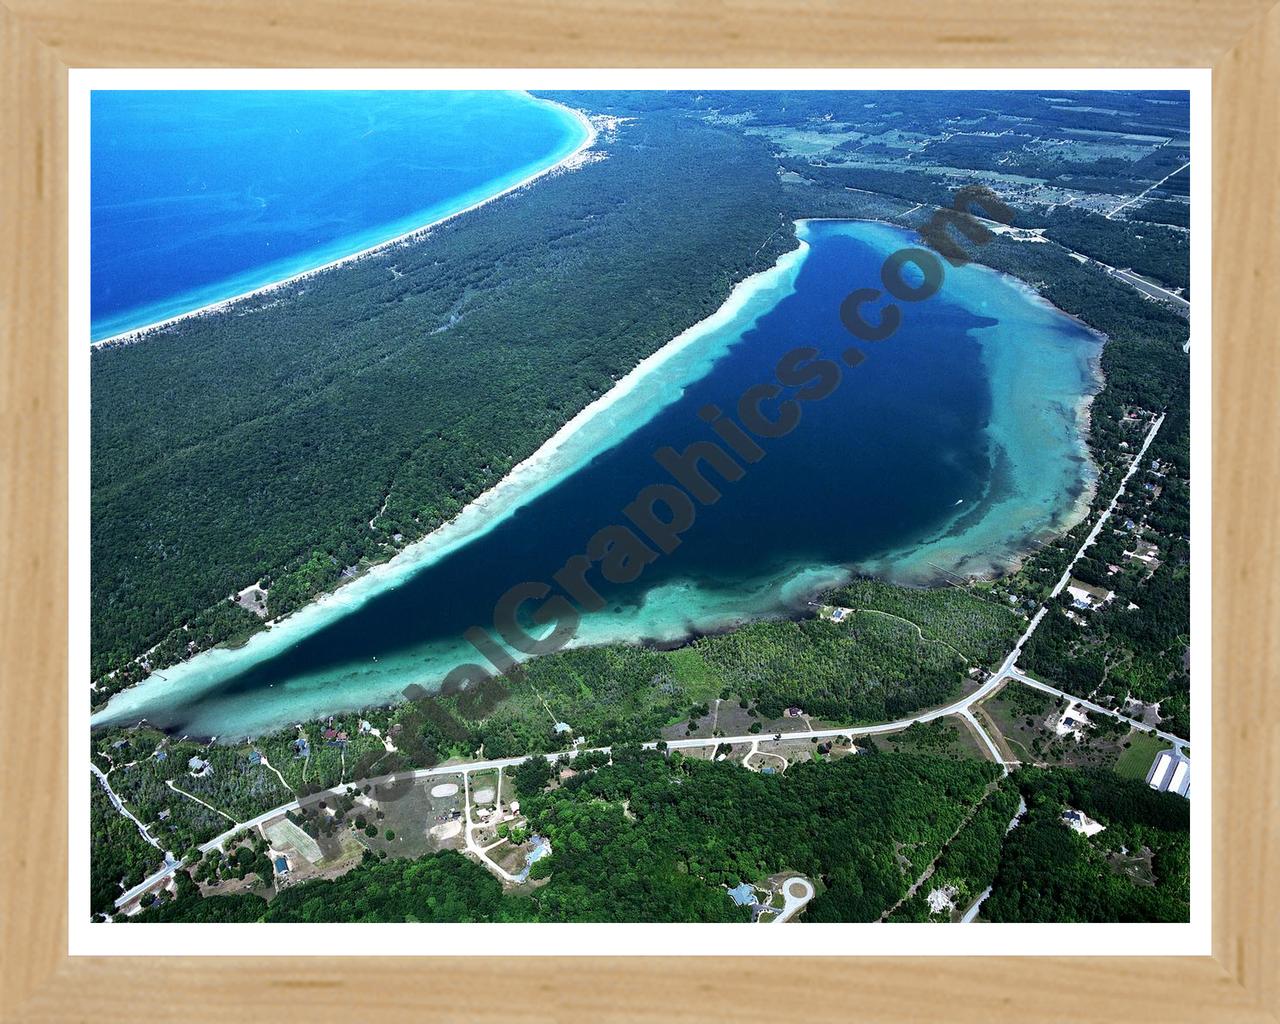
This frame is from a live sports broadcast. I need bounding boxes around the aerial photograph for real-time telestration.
[86,86,1193,929]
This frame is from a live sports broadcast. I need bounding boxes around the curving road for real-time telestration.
[108,414,1180,912]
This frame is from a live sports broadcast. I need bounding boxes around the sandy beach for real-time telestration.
[92,98,596,349]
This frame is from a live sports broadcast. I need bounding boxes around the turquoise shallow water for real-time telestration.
[93,219,1101,738]
[90,90,588,340]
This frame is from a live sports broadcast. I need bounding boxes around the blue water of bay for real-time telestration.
[90,90,587,340]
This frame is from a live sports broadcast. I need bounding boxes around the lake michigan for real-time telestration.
[90,90,589,341]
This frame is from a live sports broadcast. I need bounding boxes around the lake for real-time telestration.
[93,219,1101,738]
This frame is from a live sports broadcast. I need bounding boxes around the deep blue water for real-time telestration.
[96,219,1105,738]
[90,90,587,340]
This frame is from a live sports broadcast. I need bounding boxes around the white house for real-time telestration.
[1062,808,1106,837]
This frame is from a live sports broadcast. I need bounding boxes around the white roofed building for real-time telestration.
[1146,749,1190,799]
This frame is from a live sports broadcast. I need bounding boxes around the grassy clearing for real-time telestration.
[1113,731,1169,781]
[823,578,1021,666]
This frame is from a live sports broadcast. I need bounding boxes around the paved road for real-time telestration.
[960,886,992,924]
[1050,411,1166,602]
[91,763,165,853]
[959,708,1008,775]
[959,796,1026,922]
[1008,668,1187,748]
[1108,267,1189,310]
[773,877,816,923]
[1106,161,1191,219]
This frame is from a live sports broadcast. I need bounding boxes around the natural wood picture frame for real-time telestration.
[2,2,1276,1020]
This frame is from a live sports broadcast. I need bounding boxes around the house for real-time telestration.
[926,884,958,915]
[1062,808,1106,837]
[726,882,756,907]
[1054,704,1091,740]
[274,856,290,875]
[187,755,212,776]
[247,750,263,765]
[784,706,804,718]
[1065,578,1114,611]
[830,607,850,622]
[1126,539,1161,568]
[153,749,167,762]
[292,737,310,759]
[553,722,572,734]
[158,808,171,821]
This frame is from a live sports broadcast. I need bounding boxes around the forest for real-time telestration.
[91,106,794,696]
[984,766,1190,922]
[128,748,998,923]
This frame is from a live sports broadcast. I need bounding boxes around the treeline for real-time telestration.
[130,849,533,923]
[90,776,161,916]
[1019,404,1190,734]
[1039,206,1189,291]
[1130,198,1190,228]
[694,616,963,722]
[123,755,1191,926]
[90,597,983,893]
[392,609,979,760]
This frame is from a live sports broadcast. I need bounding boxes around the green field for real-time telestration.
[1113,731,1170,781]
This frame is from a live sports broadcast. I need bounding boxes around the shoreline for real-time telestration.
[831,219,1108,588]
[91,98,596,349]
